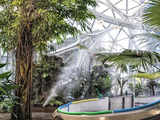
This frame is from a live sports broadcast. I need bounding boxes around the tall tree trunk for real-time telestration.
[152,86,155,96]
[120,87,123,96]
[11,27,33,120]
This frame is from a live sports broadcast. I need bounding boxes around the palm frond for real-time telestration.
[143,0,160,29]
[132,72,160,80]
[96,49,160,71]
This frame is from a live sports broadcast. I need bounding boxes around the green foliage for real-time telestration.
[132,72,160,80]
[128,83,134,93]
[94,75,112,92]
[96,49,160,71]
[128,83,143,96]
[48,98,63,106]
[146,80,158,89]
[0,0,96,51]
[32,55,63,104]
[117,78,128,88]
[143,0,160,29]
[0,64,18,112]
[71,65,112,98]
[95,75,112,97]
[135,83,143,96]
[104,76,112,91]
[143,0,160,43]
[90,65,112,97]
[132,72,160,96]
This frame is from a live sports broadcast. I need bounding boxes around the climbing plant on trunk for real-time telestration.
[0,0,96,120]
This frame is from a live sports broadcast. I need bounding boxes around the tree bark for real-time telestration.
[120,87,123,96]
[152,86,155,96]
[11,26,33,120]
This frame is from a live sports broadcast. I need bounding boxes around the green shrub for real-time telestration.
[0,64,18,112]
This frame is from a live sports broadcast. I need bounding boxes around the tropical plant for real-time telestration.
[132,72,160,80]
[96,49,160,71]
[146,80,158,96]
[143,0,160,31]
[96,49,160,96]
[142,0,160,96]
[90,65,112,97]
[0,64,17,112]
[128,83,134,94]
[94,75,112,97]
[128,82,144,96]
[133,72,160,96]
[0,0,96,119]
[117,77,128,96]
[142,0,160,53]
[135,83,144,96]
[32,55,63,104]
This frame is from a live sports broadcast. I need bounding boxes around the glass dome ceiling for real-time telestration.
[49,0,159,56]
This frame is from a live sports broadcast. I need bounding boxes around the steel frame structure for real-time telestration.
[48,0,151,56]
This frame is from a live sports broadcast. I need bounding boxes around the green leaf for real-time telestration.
[96,49,160,71]
[0,87,7,94]
[0,64,6,68]
[132,72,160,80]
[0,72,12,79]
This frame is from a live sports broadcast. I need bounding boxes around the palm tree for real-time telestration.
[97,0,160,70]
[142,0,160,96]
[96,1,160,96]
[135,83,144,96]
[117,77,128,96]
[128,83,144,96]
[147,80,158,96]
[96,49,160,96]
[133,72,160,96]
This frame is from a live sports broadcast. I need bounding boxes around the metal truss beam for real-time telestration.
[92,10,142,30]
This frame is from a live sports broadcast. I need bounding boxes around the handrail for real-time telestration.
[57,98,160,115]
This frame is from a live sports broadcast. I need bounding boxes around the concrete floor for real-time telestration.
[0,112,52,120]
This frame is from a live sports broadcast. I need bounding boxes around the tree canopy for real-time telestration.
[0,0,97,119]
[0,0,96,51]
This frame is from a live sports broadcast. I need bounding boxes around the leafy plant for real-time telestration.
[132,72,160,80]
[90,65,112,97]
[0,64,17,112]
[143,0,160,30]
[117,77,128,96]
[146,80,158,96]
[48,98,63,106]
[0,0,97,119]
[133,72,160,96]
[135,83,143,96]
[32,55,63,104]
[128,83,143,96]
[96,49,160,71]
